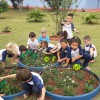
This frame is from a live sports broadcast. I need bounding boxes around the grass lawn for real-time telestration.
[0,9,100,100]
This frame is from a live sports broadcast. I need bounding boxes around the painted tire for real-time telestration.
[2,90,27,100]
[46,70,100,100]
[18,61,46,71]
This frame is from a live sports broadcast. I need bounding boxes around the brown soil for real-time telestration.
[43,68,99,96]
[0,32,11,34]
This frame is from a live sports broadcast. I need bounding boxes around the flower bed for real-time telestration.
[19,50,57,69]
[41,67,100,100]
[0,66,26,100]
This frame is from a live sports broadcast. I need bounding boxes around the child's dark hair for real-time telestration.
[29,32,36,38]
[60,38,68,44]
[40,41,48,47]
[83,35,91,41]
[62,31,68,39]
[68,13,73,18]
[69,36,81,46]
[57,31,63,37]
[16,68,32,82]
[19,45,27,52]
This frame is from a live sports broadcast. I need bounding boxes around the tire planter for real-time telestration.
[2,90,27,100]
[43,68,100,100]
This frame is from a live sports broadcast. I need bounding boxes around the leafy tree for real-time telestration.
[0,0,9,17]
[40,0,78,34]
[10,0,24,12]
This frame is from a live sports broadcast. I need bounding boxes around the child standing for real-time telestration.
[0,42,20,67]
[69,36,83,66]
[38,28,50,43]
[61,13,79,42]
[27,32,39,51]
[0,68,46,100]
[57,39,70,67]
[83,35,97,70]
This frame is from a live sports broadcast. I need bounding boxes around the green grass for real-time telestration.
[0,9,100,100]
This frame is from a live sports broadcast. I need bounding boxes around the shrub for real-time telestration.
[2,26,11,32]
[0,0,9,15]
[83,13,99,24]
[27,9,46,22]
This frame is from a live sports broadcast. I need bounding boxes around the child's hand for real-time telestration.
[72,58,76,62]
[50,50,55,53]
[0,77,4,81]
[57,59,62,62]
[37,96,42,100]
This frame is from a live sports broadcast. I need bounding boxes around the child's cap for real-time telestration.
[41,28,47,33]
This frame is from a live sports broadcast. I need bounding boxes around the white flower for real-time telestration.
[50,69,51,71]
[72,80,75,83]
[68,86,69,87]
[69,78,71,80]
[67,76,69,78]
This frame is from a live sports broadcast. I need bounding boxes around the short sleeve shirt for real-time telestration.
[27,38,39,50]
[28,72,44,90]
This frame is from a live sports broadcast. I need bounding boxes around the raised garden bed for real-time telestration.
[18,50,57,70]
[0,66,26,100]
[50,35,60,41]
[41,67,100,100]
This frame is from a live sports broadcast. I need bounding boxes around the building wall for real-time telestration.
[6,0,100,9]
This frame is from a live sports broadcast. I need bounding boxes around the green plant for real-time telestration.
[2,26,11,32]
[83,13,99,24]
[46,85,54,92]
[40,0,78,34]
[84,83,93,93]
[0,0,9,17]
[76,72,84,80]
[63,86,75,96]
[27,8,46,22]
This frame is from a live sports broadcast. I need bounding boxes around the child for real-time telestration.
[61,13,79,42]
[50,31,68,54]
[69,36,83,66]
[0,68,46,100]
[38,28,50,43]
[19,45,27,53]
[0,42,20,67]
[83,35,97,70]
[57,39,70,66]
[27,32,39,51]
[40,41,55,55]
[0,93,4,100]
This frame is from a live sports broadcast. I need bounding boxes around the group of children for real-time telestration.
[0,13,97,100]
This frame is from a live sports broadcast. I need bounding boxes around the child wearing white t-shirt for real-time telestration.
[61,13,79,42]
[27,32,39,50]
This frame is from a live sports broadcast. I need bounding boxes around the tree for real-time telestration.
[0,0,9,17]
[10,0,24,12]
[40,0,78,34]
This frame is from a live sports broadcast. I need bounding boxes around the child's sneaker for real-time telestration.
[89,59,95,63]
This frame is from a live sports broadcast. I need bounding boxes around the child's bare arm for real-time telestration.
[2,62,6,67]
[39,87,46,100]
[57,51,60,60]
[27,44,30,49]
[0,74,16,81]
[74,28,80,34]
[90,48,94,57]
[72,55,83,62]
